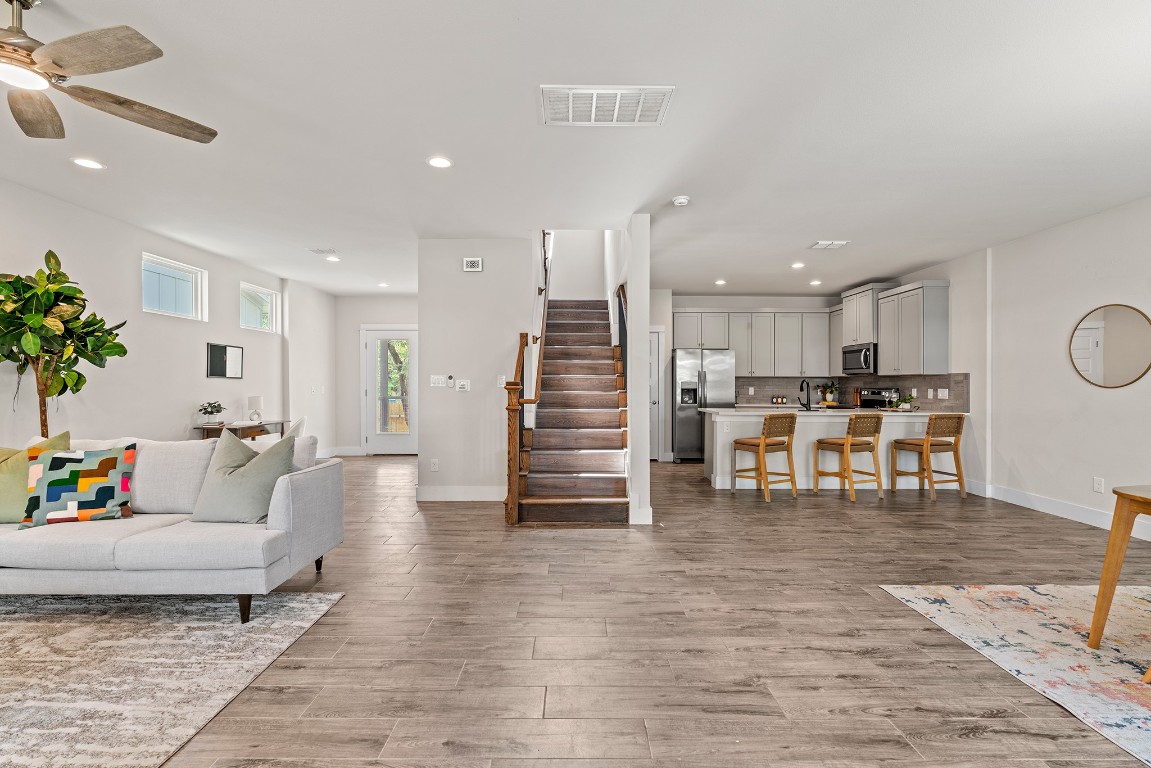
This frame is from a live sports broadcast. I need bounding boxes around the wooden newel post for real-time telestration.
[505,381,522,525]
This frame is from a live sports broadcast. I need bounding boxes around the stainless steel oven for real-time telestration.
[842,343,877,375]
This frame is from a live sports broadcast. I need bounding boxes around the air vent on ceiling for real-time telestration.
[463,258,483,272]
[540,85,675,126]
[309,248,338,256]
[809,241,851,250]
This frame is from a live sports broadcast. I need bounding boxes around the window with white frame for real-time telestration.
[141,253,207,320]
[240,282,280,332]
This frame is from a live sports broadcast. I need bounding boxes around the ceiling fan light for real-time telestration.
[0,62,48,91]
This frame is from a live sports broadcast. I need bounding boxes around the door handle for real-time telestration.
[699,371,706,407]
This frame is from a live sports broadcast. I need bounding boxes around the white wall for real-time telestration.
[416,238,534,501]
[898,250,990,488]
[333,294,418,452]
[283,281,337,454]
[0,178,286,444]
[549,230,605,300]
[989,195,1151,536]
[650,288,674,462]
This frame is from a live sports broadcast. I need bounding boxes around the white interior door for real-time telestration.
[649,331,662,460]
[362,329,418,454]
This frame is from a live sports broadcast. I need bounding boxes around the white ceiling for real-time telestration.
[3,1,1151,296]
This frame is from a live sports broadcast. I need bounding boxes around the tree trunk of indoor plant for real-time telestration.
[30,358,49,438]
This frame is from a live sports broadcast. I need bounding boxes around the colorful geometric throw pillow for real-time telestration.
[22,444,136,527]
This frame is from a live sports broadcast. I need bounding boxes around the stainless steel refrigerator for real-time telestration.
[672,348,736,461]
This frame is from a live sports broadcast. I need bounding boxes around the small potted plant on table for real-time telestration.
[198,401,226,425]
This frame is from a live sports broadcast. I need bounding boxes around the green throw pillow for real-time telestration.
[191,430,296,524]
[0,432,70,524]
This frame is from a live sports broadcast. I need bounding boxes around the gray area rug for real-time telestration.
[0,593,342,768]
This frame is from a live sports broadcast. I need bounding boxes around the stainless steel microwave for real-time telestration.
[842,343,877,375]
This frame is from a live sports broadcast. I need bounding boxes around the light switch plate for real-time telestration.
[911,388,917,397]
[430,375,447,387]
[938,388,949,399]
[498,375,507,387]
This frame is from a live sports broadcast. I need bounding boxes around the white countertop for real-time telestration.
[702,407,959,417]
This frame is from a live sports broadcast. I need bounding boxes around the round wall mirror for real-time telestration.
[1069,304,1151,388]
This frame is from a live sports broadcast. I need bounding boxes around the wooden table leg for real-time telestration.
[1088,497,1140,649]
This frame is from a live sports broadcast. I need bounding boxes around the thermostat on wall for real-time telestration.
[463,258,483,272]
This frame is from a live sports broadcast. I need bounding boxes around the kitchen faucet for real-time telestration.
[799,379,813,411]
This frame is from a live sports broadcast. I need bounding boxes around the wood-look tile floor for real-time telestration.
[165,457,1151,767]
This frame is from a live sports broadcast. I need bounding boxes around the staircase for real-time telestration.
[518,299,629,525]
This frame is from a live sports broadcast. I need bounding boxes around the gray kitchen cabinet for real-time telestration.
[840,283,898,345]
[829,307,843,376]
[701,312,729,348]
[673,313,701,349]
[729,313,752,376]
[801,312,830,377]
[751,313,775,376]
[876,281,949,375]
[774,313,803,376]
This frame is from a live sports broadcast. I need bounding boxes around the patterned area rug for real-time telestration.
[0,593,341,768]
[884,584,1151,766]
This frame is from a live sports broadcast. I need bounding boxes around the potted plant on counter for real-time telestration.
[198,401,226,425]
[817,381,839,404]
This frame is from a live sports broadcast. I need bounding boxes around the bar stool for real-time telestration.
[730,412,798,502]
[813,413,884,502]
[890,413,967,500]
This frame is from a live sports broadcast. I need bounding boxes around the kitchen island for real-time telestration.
[701,407,966,491]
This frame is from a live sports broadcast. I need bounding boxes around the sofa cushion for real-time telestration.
[191,432,295,524]
[131,439,217,514]
[114,520,289,570]
[0,514,187,570]
[252,434,317,470]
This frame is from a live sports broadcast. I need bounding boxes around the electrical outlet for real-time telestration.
[498,375,507,387]
[723,423,730,433]
[311,386,317,395]
[915,422,925,434]
[457,380,471,392]
[748,387,755,395]
[927,389,934,399]
[911,388,917,397]
[937,388,949,400]
[430,375,447,388]
[1093,476,1105,494]
[430,459,440,472]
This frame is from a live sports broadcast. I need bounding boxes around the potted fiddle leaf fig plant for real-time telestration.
[0,251,128,437]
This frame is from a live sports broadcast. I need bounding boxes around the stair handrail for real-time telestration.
[615,283,628,387]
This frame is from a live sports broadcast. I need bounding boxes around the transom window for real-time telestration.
[141,254,206,321]
[240,282,280,333]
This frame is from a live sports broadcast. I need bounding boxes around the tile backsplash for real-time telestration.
[735,373,970,412]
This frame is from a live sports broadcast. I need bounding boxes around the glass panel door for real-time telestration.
[363,329,417,454]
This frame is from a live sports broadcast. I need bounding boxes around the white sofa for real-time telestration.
[0,437,344,622]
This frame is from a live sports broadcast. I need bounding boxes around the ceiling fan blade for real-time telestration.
[33,25,162,76]
[52,84,217,144]
[8,90,64,139]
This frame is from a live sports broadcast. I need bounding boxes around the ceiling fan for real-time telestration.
[0,0,216,143]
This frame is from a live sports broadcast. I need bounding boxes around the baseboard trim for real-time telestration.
[416,485,505,502]
[989,484,1151,541]
[328,447,367,457]
[629,504,653,525]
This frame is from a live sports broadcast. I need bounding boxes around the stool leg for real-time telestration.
[730,444,737,495]
[786,445,798,498]
[844,446,856,503]
[812,444,820,495]
[924,446,936,501]
[953,445,967,499]
[917,453,925,491]
[889,442,897,493]
[759,448,770,503]
[1089,497,1139,649]
[873,441,883,500]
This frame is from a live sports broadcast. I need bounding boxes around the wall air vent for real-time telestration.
[540,85,675,126]
[809,241,851,250]
[309,248,338,256]
[463,258,483,272]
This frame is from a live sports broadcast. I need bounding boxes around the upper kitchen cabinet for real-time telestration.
[729,313,752,376]
[673,312,729,349]
[774,312,830,377]
[729,312,775,376]
[840,283,898,346]
[876,281,949,375]
[829,305,844,376]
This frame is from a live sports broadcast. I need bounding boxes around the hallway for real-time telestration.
[166,457,1151,765]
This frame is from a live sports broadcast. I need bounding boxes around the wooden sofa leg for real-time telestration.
[315,556,324,573]
[238,594,252,624]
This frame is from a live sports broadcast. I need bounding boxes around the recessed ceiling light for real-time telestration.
[71,157,106,170]
[810,280,823,286]
[714,279,726,285]
[378,282,389,288]
[672,195,691,206]
[0,62,49,91]
[325,255,341,262]
[791,262,805,269]
[427,156,452,169]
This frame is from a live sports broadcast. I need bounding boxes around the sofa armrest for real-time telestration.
[267,458,344,575]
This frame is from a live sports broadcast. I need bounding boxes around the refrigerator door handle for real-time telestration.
[699,371,707,408]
